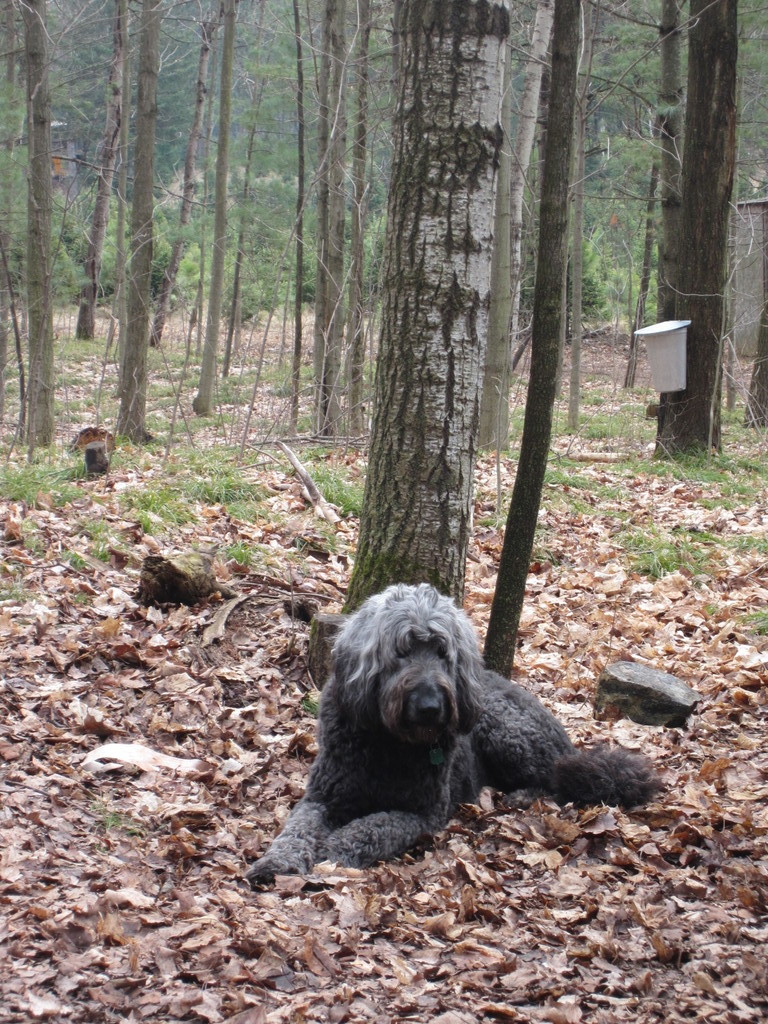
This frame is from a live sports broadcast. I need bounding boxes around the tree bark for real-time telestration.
[345,0,509,610]
[484,0,580,677]
[116,0,161,442]
[75,0,125,341]
[193,0,237,416]
[479,0,554,444]
[656,0,737,455]
[22,0,54,450]
[151,13,218,349]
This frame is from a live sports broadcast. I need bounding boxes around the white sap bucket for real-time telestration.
[634,319,691,392]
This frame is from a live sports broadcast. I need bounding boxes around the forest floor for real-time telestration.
[1,321,767,1023]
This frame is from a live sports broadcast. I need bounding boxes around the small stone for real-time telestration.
[595,661,699,727]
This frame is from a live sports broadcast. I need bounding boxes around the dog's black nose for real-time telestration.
[408,685,445,725]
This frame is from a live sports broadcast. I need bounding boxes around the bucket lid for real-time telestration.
[634,319,691,337]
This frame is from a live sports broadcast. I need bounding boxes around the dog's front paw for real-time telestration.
[245,851,312,888]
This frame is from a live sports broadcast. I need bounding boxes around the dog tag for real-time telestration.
[429,746,445,766]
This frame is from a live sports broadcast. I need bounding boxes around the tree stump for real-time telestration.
[137,552,236,606]
[84,441,110,475]
[595,661,699,727]
[307,612,345,689]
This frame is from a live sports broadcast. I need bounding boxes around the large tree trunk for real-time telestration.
[22,0,54,450]
[116,0,161,442]
[345,0,509,610]
[151,13,218,349]
[193,0,237,417]
[484,0,580,677]
[656,0,737,455]
[478,0,554,444]
[75,0,125,341]
[656,0,683,322]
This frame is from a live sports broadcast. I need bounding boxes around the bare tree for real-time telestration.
[478,0,554,447]
[657,0,683,322]
[290,0,306,432]
[22,0,54,450]
[656,0,737,454]
[116,0,162,442]
[151,11,219,349]
[313,0,347,437]
[193,0,237,417]
[484,0,580,676]
[75,0,126,341]
[345,0,371,437]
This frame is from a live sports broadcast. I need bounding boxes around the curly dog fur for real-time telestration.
[246,583,660,885]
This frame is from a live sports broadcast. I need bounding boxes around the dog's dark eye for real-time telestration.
[435,639,448,658]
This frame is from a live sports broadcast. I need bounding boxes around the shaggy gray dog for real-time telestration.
[246,583,659,885]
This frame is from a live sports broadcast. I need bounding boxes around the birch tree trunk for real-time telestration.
[116,0,161,442]
[22,0,54,450]
[656,0,737,455]
[75,0,125,341]
[151,13,218,349]
[193,0,236,417]
[478,0,554,444]
[477,29,512,449]
[345,0,509,610]
[484,0,580,676]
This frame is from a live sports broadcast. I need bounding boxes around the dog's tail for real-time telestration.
[552,744,661,808]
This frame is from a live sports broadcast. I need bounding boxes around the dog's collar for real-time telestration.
[429,745,445,767]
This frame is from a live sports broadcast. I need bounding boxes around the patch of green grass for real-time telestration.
[120,485,198,533]
[301,692,321,717]
[225,540,259,568]
[745,609,768,636]
[308,464,364,517]
[619,525,714,580]
[91,800,147,837]
[0,464,82,508]
[0,581,28,603]
[62,549,88,570]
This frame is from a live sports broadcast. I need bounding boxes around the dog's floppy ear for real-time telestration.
[326,602,383,729]
[452,612,484,733]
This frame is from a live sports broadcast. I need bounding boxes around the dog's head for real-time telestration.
[329,583,483,742]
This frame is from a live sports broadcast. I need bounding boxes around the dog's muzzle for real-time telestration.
[401,676,451,737]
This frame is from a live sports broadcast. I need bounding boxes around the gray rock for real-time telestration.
[595,661,699,727]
